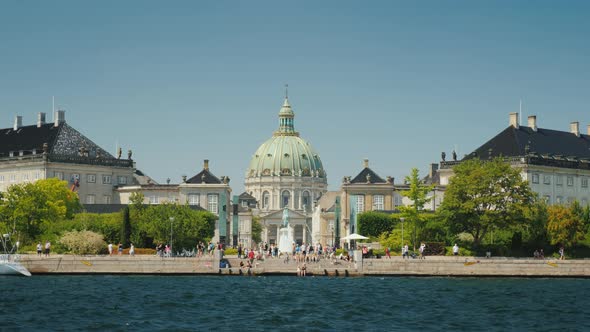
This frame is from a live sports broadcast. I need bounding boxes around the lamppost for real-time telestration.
[169,216,174,257]
[400,217,405,252]
[329,220,334,247]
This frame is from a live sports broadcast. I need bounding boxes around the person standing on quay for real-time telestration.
[108,243,113,256]
[453,243,459,256]
[44,241,51,257]
[118,243,123,256]
[559,246,565,260]
[129,243,135,256]
[419,243,426,259]
[36,242,42,256]
[385,247,391,259]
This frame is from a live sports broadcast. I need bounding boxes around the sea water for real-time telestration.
[1,276,588,331]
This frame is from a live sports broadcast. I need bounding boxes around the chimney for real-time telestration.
[13,115,22,130]
[429,163,439,178]
[54,110,65,127]
[527,115,537,131]
[509,112,519,128]
[203,159,209,170]
[570,122,580,137]
[363,159,369,168]
[37,112,46,127]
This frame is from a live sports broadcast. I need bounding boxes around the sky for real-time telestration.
[1,1,589,193]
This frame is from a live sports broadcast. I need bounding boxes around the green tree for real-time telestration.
[358,211,396,238]
[251,216,262,245]
[120,206,131,247]
[547,202,586,249]
[439,158,535,246]
[0,178,81,243]
[399,168,434,250]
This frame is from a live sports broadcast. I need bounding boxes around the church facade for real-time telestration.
[244,96,328,246]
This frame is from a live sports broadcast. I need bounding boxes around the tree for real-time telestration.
[547,202,586,249]
[0,178,81,243]
[439,158,535,246]
[120,206,131,247]
[399,168,434,249]
[251,216,262,245]
[358,211,396,238]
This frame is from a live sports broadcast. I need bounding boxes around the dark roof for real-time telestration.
[350,167,386,184]
[0,123,61,157]
[238,192,256,201]
[186,169,222,184]
[467,125,590,160]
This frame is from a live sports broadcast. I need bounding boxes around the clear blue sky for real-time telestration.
[1,1,589,192]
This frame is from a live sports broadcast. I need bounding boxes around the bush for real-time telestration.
[59,230,106,255]
[224,248,237,255]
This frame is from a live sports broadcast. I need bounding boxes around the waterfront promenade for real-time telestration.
[19,254,590,277]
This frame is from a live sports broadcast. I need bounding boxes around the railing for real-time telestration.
[0,153,133,167]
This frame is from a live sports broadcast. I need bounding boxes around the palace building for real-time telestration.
[439,113,590,206]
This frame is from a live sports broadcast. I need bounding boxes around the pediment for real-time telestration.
[261,208,308,220]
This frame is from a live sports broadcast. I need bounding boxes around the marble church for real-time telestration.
[243,94,328,245]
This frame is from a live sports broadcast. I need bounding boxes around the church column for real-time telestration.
[298,190,302,211]
[302,224,307,244]
[276,225,280,245]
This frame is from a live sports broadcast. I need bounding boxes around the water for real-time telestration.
[1,276,588,331]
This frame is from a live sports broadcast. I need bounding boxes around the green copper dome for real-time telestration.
[247,98,326,178]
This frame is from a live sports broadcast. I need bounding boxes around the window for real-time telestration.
[556,176,563,186]
[302,191,311,212]
[102,175,112,184]
[556,196,563,204]
[10,174,16,182]
[582,199,588,207]
[373,195,384,210]
[118,176,127,185]
[149,196,159,204]
[86,195,95,204]
[582,178,588,188]
[567,176,574,186]
[55,172,64,180]
[87,174,96,183]
[544,195,551,204]
[188,194,200,206]
[532,173,539,184]
[103,196,111,204]
[0,175,4,183]
[394,195,402,206]
[22,173,29,181]
[281,190,291,208]
[355,195,365,213]
[543,175,551,185]
[34,172,40,180]
[262,191,270,209]
[242,201,248,208]
[207,194,219,214]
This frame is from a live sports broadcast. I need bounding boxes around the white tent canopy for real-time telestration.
[342,233,369,241]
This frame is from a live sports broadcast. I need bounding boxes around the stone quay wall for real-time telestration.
[18,254,590,277]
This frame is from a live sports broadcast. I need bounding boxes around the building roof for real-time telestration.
[350,167,386,184]
[186,160,224,184]
[238,191,256,201]
[0,123,61,157]
[467,125,590,160]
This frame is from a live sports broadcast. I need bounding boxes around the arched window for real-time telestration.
[302,191,311,212]
[281,190,291,208]
[262,191,270,210]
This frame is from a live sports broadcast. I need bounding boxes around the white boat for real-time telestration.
[0,233,31,277]
[0,255,31,276]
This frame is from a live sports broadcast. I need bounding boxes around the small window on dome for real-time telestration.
[301,154,307,159]
[267,153,272,157]
[255,155,259,158]
[284,153,289,157]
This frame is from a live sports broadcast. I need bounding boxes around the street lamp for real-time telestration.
[169,216,174,257]
[400,217,405,252]
[329,220,334,247]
